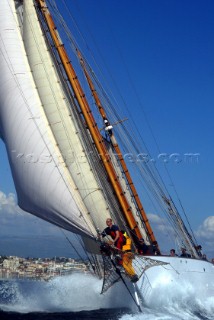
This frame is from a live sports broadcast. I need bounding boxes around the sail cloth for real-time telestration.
[0,0,96,238]
[22,0,113,233]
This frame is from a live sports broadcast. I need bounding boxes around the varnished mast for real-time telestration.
[36,0,158,245]
[77,51,157,245]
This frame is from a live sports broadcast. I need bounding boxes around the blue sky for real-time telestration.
[0,0,214,258]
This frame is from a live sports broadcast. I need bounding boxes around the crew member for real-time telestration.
[121,231,138,283]
[101,218,124,250]
[170,249,178,257]
[137,238,149,255]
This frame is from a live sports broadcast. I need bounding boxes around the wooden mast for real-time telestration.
[36,0,145,240]
[77,51,157,245]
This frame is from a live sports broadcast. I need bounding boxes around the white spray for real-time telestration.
[0,273,135,313]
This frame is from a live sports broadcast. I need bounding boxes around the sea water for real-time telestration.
[0,273,213,319]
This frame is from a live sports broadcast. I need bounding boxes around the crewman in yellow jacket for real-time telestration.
[122,231,138,282]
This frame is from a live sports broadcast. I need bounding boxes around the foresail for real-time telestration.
[0,0,96,238]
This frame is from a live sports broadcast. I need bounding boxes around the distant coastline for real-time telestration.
[0,255,90,281]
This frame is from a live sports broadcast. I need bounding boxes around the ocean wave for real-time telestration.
[0,273,135,313]
[0,274,213,319]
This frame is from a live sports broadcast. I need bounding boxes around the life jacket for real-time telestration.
[122,233,132,251]
[120,231,127,245]
[115,231,126,250]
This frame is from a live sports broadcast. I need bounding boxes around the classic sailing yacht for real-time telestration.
[0,0,213,308]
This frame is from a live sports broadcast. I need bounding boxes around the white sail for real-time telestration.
[21,0,112,233]
[0,0,96,238]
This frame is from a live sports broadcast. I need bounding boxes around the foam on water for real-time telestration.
[120,279,214,320]
[0,273,135,313]
[0,273,213,319]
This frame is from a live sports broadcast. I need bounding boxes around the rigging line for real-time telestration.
[135,170,165,211]
[51,0,132,134]
[106,105,170,199]
[159,186,197,248]
[48,0,84,60]
[79,41,153,157]
[88,253,103,278]
[118,123,197,245]
[57,0,116,90]
[82,66,173,207]
[48,0,112,133]
[50,0,151,218]
[52,0,89,52]
[77,236,103,277]
[69,2,193,238]
[59,229,86,262]
[108,139,161,231]
[46,1,194,246]
[75,235,102,276]
[177,201,198,244]
[167,183,198,244]
[77,235,95,264]
[119,124,167,190]
[116,87,195,240]
[52,3,176,209]
[123,150,167,202]
[98,17,172,185]
[104,115,186,245]
[133,166,186,243]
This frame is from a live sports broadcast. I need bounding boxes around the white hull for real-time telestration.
[136,256,214,305]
